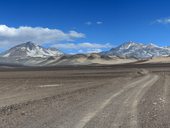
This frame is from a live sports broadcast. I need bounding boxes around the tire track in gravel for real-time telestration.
[74,74,156,128]
[130,75,159,128]
[109,74,158,128]
[138,73,169,128]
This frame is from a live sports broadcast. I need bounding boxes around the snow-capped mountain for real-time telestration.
[104,42,170,59]
[1,41,170,66]
[1,42,64,58]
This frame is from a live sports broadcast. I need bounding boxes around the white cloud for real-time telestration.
[0,25,85,48]
[96,21,103,25]
[85,21,103,26]
[52,42,111,49]
[76,49,102,54]
[86,48,102,53]
[155,18,170,24]
[52,42,112,53]
[85,21,92,26]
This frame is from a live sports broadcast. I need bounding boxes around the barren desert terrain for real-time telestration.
[0,64,169,128]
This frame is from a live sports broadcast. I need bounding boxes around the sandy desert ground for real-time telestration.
[141,56,170,64]
[0,64,170,128]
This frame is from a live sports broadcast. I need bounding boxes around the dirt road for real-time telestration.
[0,65,169,128]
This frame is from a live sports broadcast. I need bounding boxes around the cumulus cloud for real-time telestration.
[0,25,85,48]
[155,17,170,24]
[52,42,112,53]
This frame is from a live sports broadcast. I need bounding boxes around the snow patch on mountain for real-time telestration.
[104,42,170,59]
[1,42,64,58]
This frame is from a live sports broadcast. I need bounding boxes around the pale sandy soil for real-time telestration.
[141,56,170,64]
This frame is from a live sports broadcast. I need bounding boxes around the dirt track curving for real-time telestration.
[0,64,169,128]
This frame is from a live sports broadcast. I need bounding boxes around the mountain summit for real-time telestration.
[1,42,63,58]
[105,42,170,59]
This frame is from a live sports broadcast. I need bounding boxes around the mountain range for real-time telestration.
[0,41,170,66]
[104,42,170,59]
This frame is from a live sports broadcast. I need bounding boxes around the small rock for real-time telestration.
[21,111,26,116]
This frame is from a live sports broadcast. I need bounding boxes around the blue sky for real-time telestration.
[0,0,170,53]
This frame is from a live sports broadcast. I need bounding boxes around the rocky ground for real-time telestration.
[0,64,169,128]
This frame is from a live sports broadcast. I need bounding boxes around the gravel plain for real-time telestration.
[0,64,169,128]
